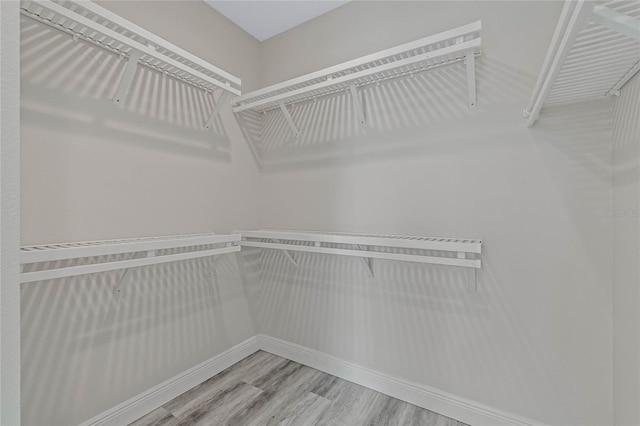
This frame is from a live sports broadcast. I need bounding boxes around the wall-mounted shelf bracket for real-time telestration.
[607,60,640,96]
[467,268,477,292]
[271,239,298,267]
[358,245,374,277]
[592,5,640,41]
[113,269,131,298]
[112,250,156,297]
[349,83,366,125]
[458,251,477,291]
[113,49,142,106]
[204,91,230,130]
[207,255,221,290]
[278,102,299,138]
[465,51,477,108]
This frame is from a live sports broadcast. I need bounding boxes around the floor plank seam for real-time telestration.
[129,351,468,426]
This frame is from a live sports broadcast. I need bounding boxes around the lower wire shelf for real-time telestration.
[237,229,482,272]
[20,229,483,284]
[20,233,240,283]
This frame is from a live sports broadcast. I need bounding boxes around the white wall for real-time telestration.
[612,74,640,426]
[1,1,22,424]
[21,0,262,244]
[20,2,260,424]
[251,2,615,425]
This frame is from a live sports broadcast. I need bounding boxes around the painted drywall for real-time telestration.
[19,1,260,424]
[250,2,615,425]
[21,0,262,244]
[612,73,640,426]
[1,1,22,424]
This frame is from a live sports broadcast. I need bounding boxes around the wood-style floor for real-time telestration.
[130,351,468,426]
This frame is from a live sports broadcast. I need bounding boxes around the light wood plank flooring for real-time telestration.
[130,351,467,426]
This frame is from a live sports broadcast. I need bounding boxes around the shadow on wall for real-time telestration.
[532,98,614,182]
[20,17,231,162]
[234,87,615,422]
[236,244,561,416]
[531,97,614,283]
[612,75,640,189]
[20,251,244,425]
[236,56,533,170]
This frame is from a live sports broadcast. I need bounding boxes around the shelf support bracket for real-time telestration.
[592,5,640,41]
[458,252,477,291]
[113,49,142,106]
[467,268,477,292]
[112,250,155,296]
[606,60,640,97]
[271,239,298,267]
[204,91,230,130]
[207,255,220,290]
[358,245,374,277]
[348,83,366,125]
[278,102,300,138]
[113,269,131,300]
[465,52,476,108]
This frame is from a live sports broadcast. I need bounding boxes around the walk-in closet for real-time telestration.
[1,1,639,425]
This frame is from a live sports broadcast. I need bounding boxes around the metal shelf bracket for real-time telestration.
[204,91,230,130]
[465,51,477,108]
[112,250,156,297]
[271,239,298,267]
[457,251,477,291]
[113,49,142,106]
[348,83,366,125]
[358,245,374,277]
[207,255,220,290]
[278,102,300,138]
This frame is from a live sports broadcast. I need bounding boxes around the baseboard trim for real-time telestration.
[80,335,261,426]
[80,334,544,426]
[256,334,545,426]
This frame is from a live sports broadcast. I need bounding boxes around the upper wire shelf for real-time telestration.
[524,0,640,126]
[20,0,241,98]
[232,21,482,115]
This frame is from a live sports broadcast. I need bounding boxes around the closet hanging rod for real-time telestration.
[20,233,240,284]
[20,0,241,96]
[232,21,481,113]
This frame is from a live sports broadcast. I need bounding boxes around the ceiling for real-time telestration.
[203,1,351,42]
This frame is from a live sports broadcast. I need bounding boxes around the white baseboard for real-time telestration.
[80,335,261,426]
[256,334,545,426]
[80,334,544,426]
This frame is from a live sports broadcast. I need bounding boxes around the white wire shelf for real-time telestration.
[232,21,481,123]
[20,233,240,283]
[524,0,640,126]
[20,0,241,113]
[237,230,482,274]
